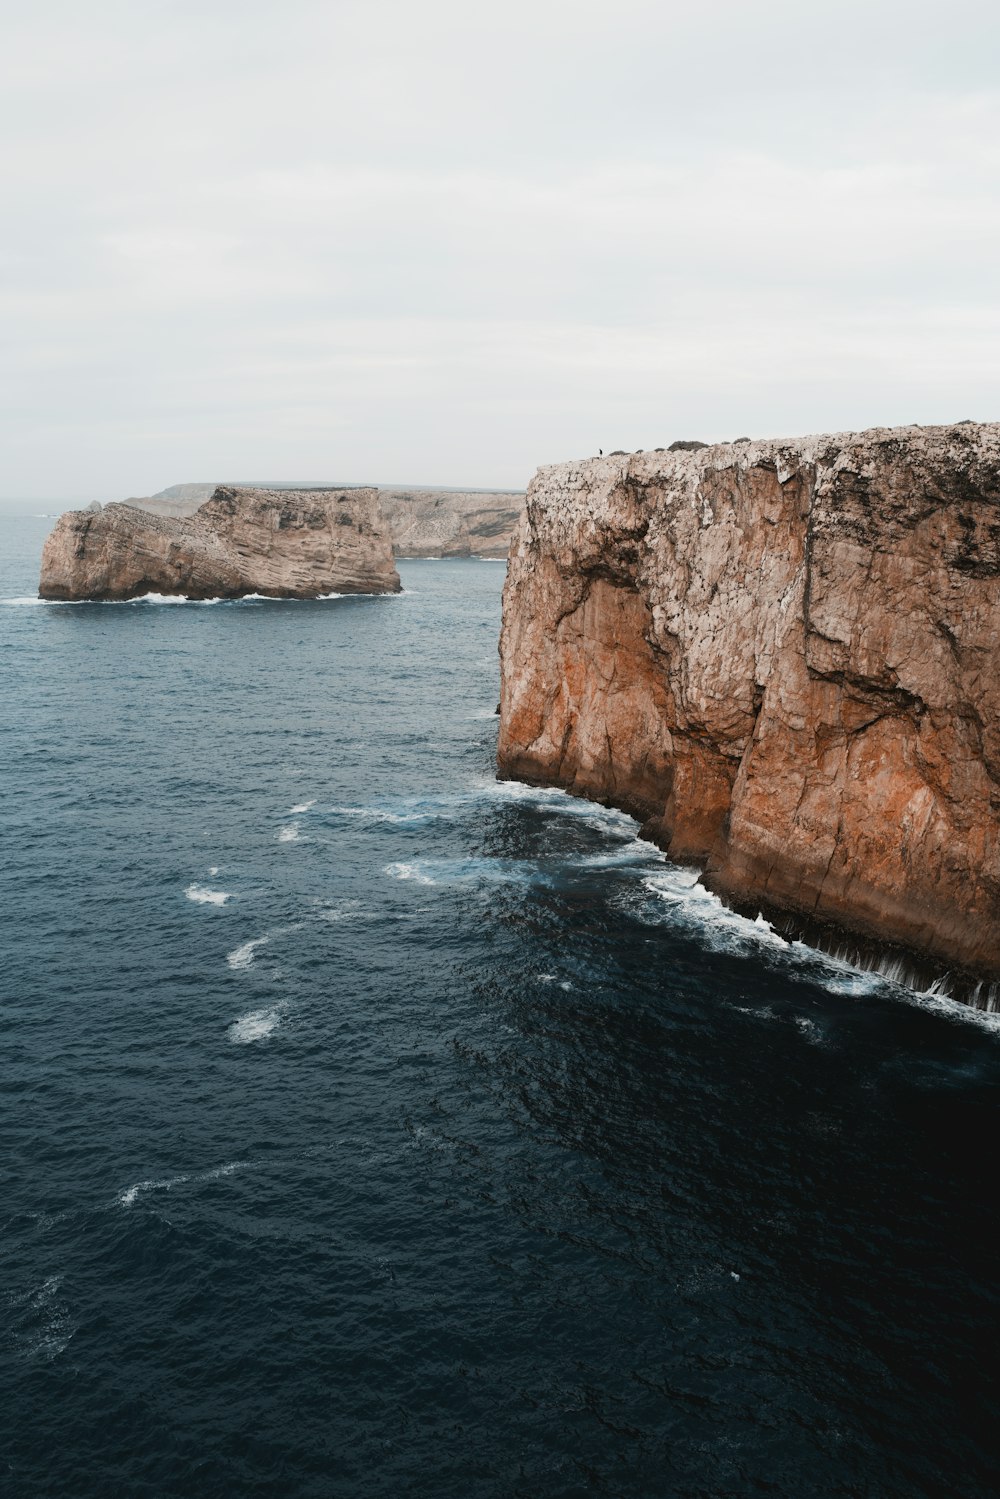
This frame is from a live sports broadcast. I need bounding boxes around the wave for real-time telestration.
[384,861,437,886]
[277,824,301,842]
[576,836,662,869]
[186,883,232,905]
[333,804,433,825]
[2,591,378,609]
[226,921,302,969]
[118,1160,250,1208]
[638,871,1000,1031]
[227,935,270,970]
[118,1174,188,1208]
[483,777,640,830]
[641,869,787,953]
[290,800,316,814]
[228,1006,285,1044]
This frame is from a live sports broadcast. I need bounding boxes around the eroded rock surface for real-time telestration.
[126,483,525,557]
[498,423,1000,986]
[39,486,400,600]
[377,489,524,558]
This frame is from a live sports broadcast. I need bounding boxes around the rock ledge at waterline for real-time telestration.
[38,487,401,600]
[497,422,1000,994]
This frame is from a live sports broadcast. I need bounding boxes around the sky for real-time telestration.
[1,0,998,500]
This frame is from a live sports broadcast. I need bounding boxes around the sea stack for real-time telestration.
[497,423,1000,991]
[38,486,401,600]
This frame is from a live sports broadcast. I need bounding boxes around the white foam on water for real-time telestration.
[384,861,436,886]
[118,1174,189,1208]
[208,865,219,876]
[641,869,787,955]
[290,800,316,814]
[126,593,195,604]
[485,780,1000,1031]
[538,974,557,983]
[117,1160,250,1208]
[277,823,301,842]
[186,884,232,906]
[203,1160,250,1180]
[484,777,643,834]
[332,804,431,824]
[576,837,661,869]
[470,708,501,720]
[228,1006,284,1044]
[733,1003,778,1020]
[227,935,270,970]
[794,1016,828,1047]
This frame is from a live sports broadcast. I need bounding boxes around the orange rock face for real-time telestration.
[498,424,1000,986]
[39,486,401,600]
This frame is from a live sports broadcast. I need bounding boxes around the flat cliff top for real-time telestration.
[535,422,1000,490]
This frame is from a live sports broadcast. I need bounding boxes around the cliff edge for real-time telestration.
[39,486,401,600]
[497,423,1000,991]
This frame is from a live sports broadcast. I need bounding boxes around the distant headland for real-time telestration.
[124,481,526,559]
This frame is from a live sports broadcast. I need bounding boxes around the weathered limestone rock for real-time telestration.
[498,423,1000,988]
[377,489,524,558]
[39,486,401,600]
[125,482,525,557]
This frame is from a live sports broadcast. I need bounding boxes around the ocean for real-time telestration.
[2,512,998,1497]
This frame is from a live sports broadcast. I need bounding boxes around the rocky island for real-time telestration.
[126,482,525,558]
[39,486,401,600]
[498,422,1000,999]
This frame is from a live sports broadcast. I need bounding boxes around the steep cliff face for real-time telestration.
[498,423,1000,987]
[377,489,524,557]
[39,487,400,600]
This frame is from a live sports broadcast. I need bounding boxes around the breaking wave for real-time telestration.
[384,861,437,886]
[186,884,232,906]
[227,1006,285,1044]
[118,1161,250,1208]
[227,935,270,970]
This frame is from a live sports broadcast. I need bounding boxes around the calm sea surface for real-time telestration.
[2,512,998,1498]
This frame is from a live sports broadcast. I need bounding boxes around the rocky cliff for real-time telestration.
[39,486,401,600]
[498,423,1000,993]
[376,489,523,557]
[127,483,525,557]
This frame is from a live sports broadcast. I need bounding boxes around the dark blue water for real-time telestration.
[2,513,999,1498]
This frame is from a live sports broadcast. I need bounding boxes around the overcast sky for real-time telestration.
[2,0,998,500]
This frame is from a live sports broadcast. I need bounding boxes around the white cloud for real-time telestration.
[1,0,998,497]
